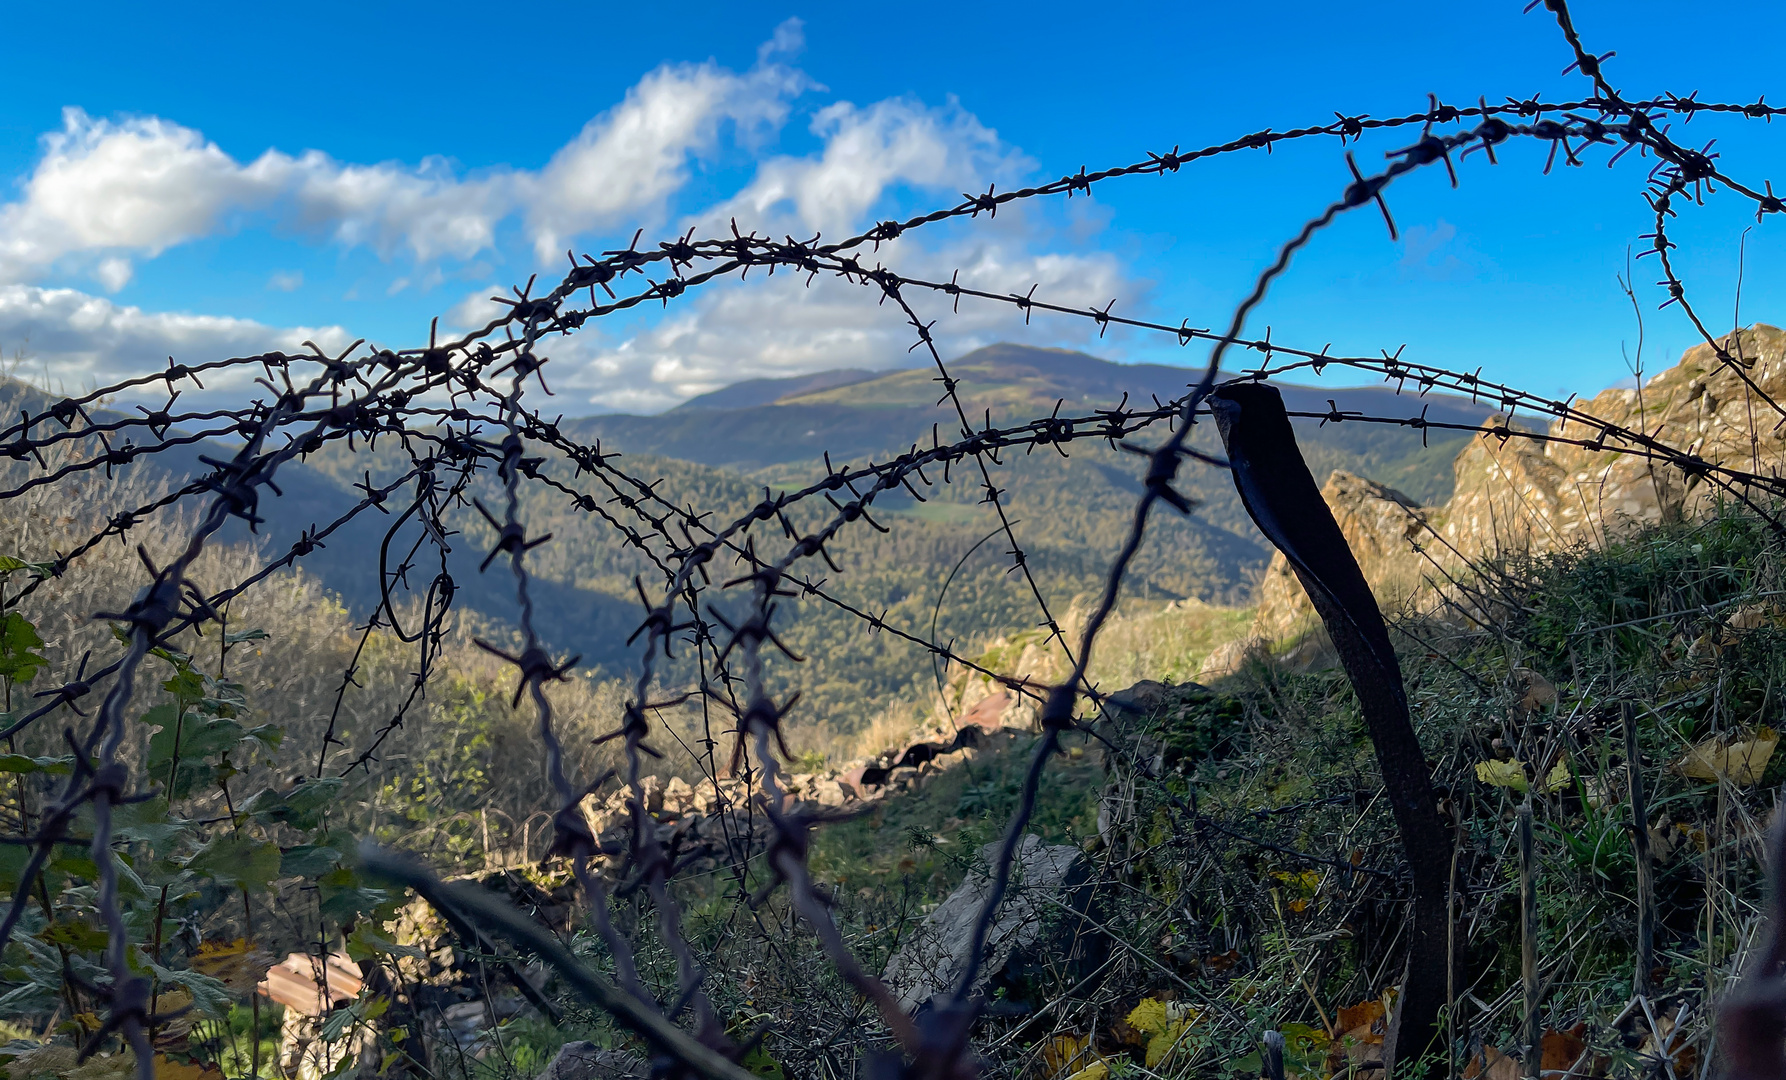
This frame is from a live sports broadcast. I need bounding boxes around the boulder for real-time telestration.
[535,1042,648,1080]
[1104,679,1171,717]
[1196,636,1267,682]
[881,834,1091,1013]
[662,776,696,816]
[959,690,1012,732]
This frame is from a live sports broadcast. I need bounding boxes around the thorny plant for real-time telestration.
[0,1,1782,1077]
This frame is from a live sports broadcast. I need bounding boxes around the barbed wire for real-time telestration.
[0,1,1780,1076]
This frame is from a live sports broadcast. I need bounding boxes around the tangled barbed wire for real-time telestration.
[1,1,1784,1076]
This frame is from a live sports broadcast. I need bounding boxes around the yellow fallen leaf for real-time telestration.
[1125,997,1169,1037]
[1124,996,1196,1038]
[1679,726,1777,786]
[153,1055,223,1079]
[1475,759,1529,791]
[1043,1033,1096,1078]
[1538,756,1572,794]
[1462,1046,1521,1080]
[1146,1020,1191,1068]
[1064,1062,1108,1080]
[189,937,277,995]
[1474,755,1570,793]
[1335,998,1385,1043]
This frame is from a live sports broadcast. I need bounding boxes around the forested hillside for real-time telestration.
[0,344,1486,741]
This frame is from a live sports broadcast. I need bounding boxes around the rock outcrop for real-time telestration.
[1252,471,1429,641]
[881,834,1091,1013]
[1254,325,1786,641]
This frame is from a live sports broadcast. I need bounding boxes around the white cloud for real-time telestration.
[0,21,1150,409]
[0,109,284,283]
[558,225,1139,413]
[0,43,810,283]
[758,17,804,64]
[0,283,353,388]
[283,152,515,262]
[94,257,133,292]
[703,97,1017,238]
[523,59,808,260]
[544,96,1132,413]
[444,284,510,331]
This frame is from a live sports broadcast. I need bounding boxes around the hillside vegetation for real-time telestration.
[0,344,1485,748]
[0,329,1781,1080]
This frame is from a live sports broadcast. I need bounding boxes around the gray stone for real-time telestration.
[535,1042,648,1080]
[881,834,1086,1013]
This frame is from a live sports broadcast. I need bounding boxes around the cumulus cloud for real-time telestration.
[0,109,284,283]
[0,34,810,282]
[0,283,353,388]
[444,284,511,331]
[0,16,1151,409]
[284,153,515,262]
[703,97,1018,238]
[544,94,1135,414]
[524,58,809,259]
[557,225,1140,413]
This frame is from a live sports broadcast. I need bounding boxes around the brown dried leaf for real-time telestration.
[1335,999,1385,1044]
[1461,1046,1520,1080]
[1541,1023,1588,1072]
[1678,727,1777,786]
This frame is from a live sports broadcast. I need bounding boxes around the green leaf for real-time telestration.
[148,961,234,1017]
[38,921,110,952]
[148,644,191,667]
[48,852,99,883]
[248,777,345,830]
[318,866,391,922]
[286,777,344,816]
[0,980,58,1014]
[0,613,49,684]
[742,1043,787,1080]
[224,628,270,644]
[319,1002,360,1043]
[0,843,28,893]
[111,798,192,847]
[111,851,149,900]
[160,666,206,703]
[345,923,424,963]
[0,555,56,580]
[279,845,340,879]
[186,833,281,893]
[243,787,288,826]
[0,754,72,775]
[245,724,285,752]
[147,713,244,780]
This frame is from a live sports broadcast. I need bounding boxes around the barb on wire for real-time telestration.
[0,2,1780,1074]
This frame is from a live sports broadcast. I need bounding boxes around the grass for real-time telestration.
[304,502,1786,1080]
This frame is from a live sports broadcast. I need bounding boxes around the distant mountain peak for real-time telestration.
[671,368,883,411]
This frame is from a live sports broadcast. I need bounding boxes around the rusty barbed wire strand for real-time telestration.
[0,0,1779,1072]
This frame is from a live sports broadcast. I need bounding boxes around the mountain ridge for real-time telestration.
[0,340,1495,737]
[571,343,1496,473]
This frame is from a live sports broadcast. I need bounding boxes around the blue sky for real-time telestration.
[0,0,1781,413]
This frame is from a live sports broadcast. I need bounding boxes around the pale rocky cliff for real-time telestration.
[1252,471,1429,641]
[1254,324,1786,641]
